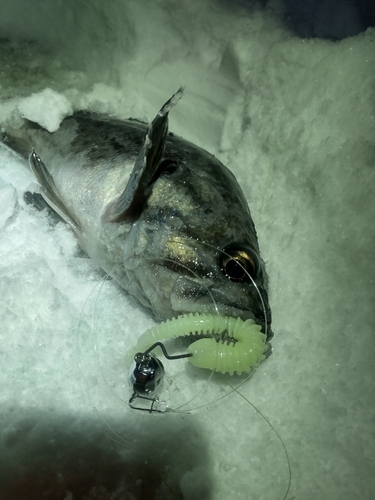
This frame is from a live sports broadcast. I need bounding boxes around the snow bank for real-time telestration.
[0,1,374,499]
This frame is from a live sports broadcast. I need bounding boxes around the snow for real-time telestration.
[0,183,17,229]
[18,88,73,132]
[0,1,374,499]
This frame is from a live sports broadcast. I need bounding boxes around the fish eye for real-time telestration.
[220,245,259,282]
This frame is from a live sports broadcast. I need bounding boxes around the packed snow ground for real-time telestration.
[0,1,374,499]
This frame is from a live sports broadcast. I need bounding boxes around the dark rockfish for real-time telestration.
[2,89,272,339]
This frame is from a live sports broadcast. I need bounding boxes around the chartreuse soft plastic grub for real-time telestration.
[125,313,267,375]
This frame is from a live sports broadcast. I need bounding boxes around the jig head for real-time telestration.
[128,342,192,413]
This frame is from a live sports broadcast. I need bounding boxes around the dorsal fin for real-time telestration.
[105,87,184,222]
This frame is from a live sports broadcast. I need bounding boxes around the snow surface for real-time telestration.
[18,88,73,133]
[0,1,374,499]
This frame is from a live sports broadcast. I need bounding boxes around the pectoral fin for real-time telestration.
[29,150,80,230]
[106,87,184,222]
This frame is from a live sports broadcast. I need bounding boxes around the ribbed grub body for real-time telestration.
[125,313,267,375]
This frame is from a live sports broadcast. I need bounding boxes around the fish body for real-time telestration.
[2,89,272,338]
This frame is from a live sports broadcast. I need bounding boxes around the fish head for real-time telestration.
[98,89,272,339]
[121,150,273,340]
[159,237,272,340]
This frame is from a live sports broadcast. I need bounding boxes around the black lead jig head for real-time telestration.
[131,351,165,396]
[128,342,192,413]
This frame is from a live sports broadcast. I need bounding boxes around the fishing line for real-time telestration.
[79,241,267,412]
[76,273,108,398]
[86,239,269,412]
[75,265,140,448]
[79,251,251,413]
[147,255,218,412]
[201,239,269,340]
[137,242,291,499]
[228,383,292,500]
[215,244,291,500]
[91,265,138,409]
[172,240,269,412]
[151,241,269,413]
[78,286,143,451]
[76,265,181,500]
[89,270,148,412]
[76,239,291,500]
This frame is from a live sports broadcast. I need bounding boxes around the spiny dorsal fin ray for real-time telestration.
[29,150,80,231]
[105,87,184,222]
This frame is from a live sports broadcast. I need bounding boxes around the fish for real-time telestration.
[2,88,273,339]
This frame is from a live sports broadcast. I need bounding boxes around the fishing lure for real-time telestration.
[125,312,267,376]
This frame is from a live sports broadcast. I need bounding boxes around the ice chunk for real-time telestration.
[18,88,73,133]
[0,183,16,229]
